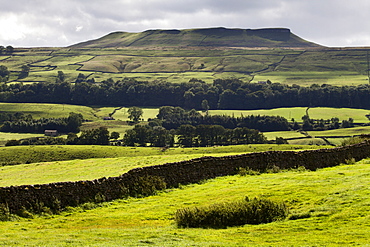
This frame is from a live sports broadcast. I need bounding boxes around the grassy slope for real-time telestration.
[0,159,369,246]
[0,103,98,120]
[0,144,322,186]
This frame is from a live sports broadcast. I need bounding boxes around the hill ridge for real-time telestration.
[71,27,322,49]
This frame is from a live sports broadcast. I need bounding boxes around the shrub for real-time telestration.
[0,203,16,221]
[340,137,364,146]
[175,196,288,228]
[266,165,281,173]
[238,167,260,176]
[5,139,20,146]
[345,157,356,165]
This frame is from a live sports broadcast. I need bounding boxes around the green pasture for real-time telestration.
[307,125,370,137]
[0,103,98,120]
[0,132,43,146]
[262,130,306,140]
[79,54,282,74]
[209,107,370,123]
[253,71,368,86]
[0,159,369,246]
[110,107,159,121]
[287,138,329,146]
[0,144,323,186]
[0,144,322,166]
[80,119,132,134]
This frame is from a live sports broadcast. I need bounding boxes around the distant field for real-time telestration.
[111,107,159,121]
[262,131,306,140]
[253,71,369,86]
[209,107,370,123]
[0,103,98,120]
[307,125,370,137]
[4,46,370,85]
[0,132,44,145]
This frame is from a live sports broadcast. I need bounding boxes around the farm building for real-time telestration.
[44,130,58,137]
[103,117,115,120]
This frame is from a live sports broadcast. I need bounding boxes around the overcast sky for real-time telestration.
[1,0,370,48]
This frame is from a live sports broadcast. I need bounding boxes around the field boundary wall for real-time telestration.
[1,141,370,214]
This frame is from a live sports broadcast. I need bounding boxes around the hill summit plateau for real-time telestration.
[71,27,322,49]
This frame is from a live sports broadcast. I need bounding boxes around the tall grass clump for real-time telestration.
[175,196,288,228]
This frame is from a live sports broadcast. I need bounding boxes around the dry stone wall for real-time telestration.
[1,141,370,215]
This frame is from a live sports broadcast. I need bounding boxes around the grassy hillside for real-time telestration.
[0,159,369,246]
[71,27,320,49]
[2,28,369,85]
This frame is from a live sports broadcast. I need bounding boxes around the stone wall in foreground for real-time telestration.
[1,141,370,214]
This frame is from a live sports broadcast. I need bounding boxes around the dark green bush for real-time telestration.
[175,196,288,228]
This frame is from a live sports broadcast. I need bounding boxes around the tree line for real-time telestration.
[6,127,112,146]
[2,77,370,110]
[154,106,290,132]
[0,112,83,134]
[122,124,267,147]
[0,45,14,55]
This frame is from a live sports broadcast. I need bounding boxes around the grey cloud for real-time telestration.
[1,0,370,47]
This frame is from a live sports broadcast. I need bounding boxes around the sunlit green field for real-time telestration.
[307,125,370,137]
[0,144,323,186]
[253,71,369,86]
[0,103,98,120]
[0,158,369,246]
[209,107,370,123]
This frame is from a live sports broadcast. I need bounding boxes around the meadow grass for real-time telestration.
[0,144,323,186]
[307,125,370,137]
[264,126,370,142]
[287,138,328,145]
[80,119,133,134]
[0,132,44,145]
[262,130,306,140]
[0,159,369,246]
[111,107,159,121]
[0,103,98,120]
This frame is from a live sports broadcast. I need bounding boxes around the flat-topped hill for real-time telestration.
[71,27,322,49]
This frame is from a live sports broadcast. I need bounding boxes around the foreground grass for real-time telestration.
[0,159,369,246]
[0,144,322,186]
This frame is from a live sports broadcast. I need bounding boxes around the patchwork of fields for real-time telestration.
[3,46,370,85]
